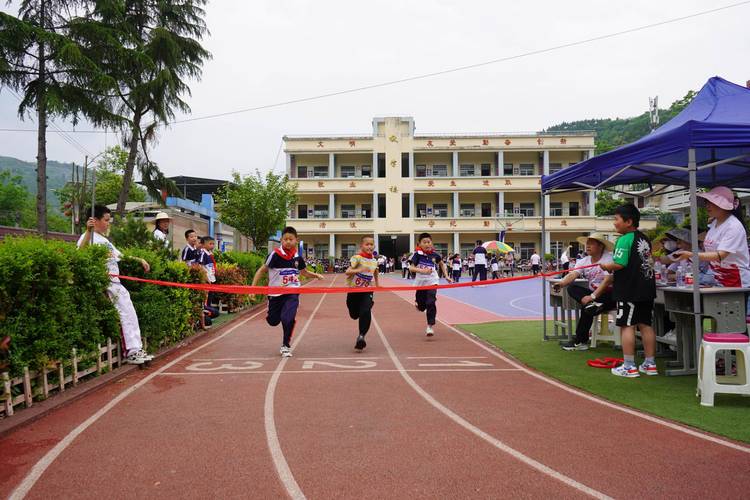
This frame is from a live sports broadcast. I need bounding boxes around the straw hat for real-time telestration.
[154,212,171,221]
[576,232,614,252]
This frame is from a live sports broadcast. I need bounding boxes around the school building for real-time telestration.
[283,116,656,262]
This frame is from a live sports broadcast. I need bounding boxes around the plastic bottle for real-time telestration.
[684,261,694,287]
[654,262,662,284]
[675,262,685,287]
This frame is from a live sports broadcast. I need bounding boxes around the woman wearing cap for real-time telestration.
[553,233,615,351]
[151,212,172,247]
[674,186,750,289]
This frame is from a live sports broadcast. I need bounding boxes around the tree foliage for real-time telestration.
[594,190,621,217]
[216,171,298,251]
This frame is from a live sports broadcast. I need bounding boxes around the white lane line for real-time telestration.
[407,356,488,359]
[371,316,611,500]
[297,357,383,360]
[390,289,750,454]
[9,308,267,500]
[264,278,336,500]
[158,368,522,375]
[508,295,541,315]
[191,357,276,361]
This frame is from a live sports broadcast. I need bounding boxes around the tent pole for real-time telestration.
[688,149,702,360]
[542,190,548,340]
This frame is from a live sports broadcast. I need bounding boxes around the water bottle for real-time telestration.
[654,262,663,285]
[675,262,684,287]
[684,261,694,287]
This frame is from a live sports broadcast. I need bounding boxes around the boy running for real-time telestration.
[250,227,323,357]
[600,204,658,377]
[409,233,453,336]
[344,235,380,352]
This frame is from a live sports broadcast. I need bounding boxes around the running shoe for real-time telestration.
[125,350,147,365]
[583,301,605,315]
[611,364,639,378]
[561,342,589,352]
[134,349,154,361]
[354,335,367,352]
[425,325,434,337]
[638,362,658,376]
[279,345,293,358]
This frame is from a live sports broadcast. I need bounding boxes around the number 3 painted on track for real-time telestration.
[186,361,264,371]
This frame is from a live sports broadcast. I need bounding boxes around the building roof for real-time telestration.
[167,176,231,203]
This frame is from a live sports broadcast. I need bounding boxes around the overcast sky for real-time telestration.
[1,0,748,179]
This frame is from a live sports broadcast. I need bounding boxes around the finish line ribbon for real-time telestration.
[112,264,598,295]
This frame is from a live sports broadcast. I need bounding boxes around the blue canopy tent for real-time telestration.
[540,76,750,342]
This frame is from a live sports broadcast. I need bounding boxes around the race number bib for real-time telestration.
[354,273,373,288]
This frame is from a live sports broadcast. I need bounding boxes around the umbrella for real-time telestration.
[482,241,514,254]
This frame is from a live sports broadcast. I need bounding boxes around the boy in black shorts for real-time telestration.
[600,204,658,377]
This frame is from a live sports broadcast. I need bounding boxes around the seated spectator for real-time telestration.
[553,233,615,352]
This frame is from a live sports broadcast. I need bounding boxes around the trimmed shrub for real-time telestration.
[214,263,250,311]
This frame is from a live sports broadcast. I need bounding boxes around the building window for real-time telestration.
[549,163,563,174]
[481,163,491,176]
[416,164,427,177]
[433,203,448,217]
[361,164,372,177]
[432,164,448,177]
[362,203,372,218]
[313,205,329,218]
[297,165,308,178]
[342,244,356,259]
[401,152,410,178]
[402,194,410,218]
[313,166,328,178]
[378,193,386,218]
[314,244,329,259]
[549,202,563,216]
[519,203,535,216]
[519,164,535,176]
[460,243,474,259]
[481,202,492,217]
[569,201,580,216]
[433,243,448,257]
[297,204,308,219]
[341,204,356,218]
[416,203,427,218]
[459,164,475,177]
[519,242,536,261]
[550,241,564,259]
[377,153,386,178]
[503,163,514,176]
[503,202,514,216]
[460,203,475,217]
[340,165,356,178]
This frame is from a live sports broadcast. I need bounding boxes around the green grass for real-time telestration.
[459,320,750,444]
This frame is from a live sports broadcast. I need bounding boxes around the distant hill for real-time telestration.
[0,156,88,210]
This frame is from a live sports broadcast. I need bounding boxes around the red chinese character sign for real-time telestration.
[450,180,457,187]
[349,140,356,147]
[428,220,435,227]
[317,141,324,148]
[428,180,435,187]
[350,222,357,228]
[560,138,567,145]
[504,179,512,186]
[426,140,434,148]
[319,222,326,228]
[482,139,489,146]
[483,221,490,227]
[449,139,456,146]
[504,139,511,146]
[449,220,457,227]
[349,181,357,188]
[318,181,325,188]
[537,138,544,145]
[482,180,490,186]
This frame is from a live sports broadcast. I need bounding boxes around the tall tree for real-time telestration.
[0,1,118,234]
[216,171,298,252]
[83,1,210,218]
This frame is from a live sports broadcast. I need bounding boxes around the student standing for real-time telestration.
[250,227,324,357]
[451,253,462,282]
[600,204,658,377]
[409,233,453,337]
[472,240,488,282]
[181,230,200,265]
[530,250,541,275]
[344,236,380,352]
[490,255,499,279]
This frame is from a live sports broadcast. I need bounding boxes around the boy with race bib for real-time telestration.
[344,235,380,352]
[409,232,453,337]
[250,226,323,357]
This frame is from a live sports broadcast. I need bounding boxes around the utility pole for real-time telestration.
[648,96,660,132]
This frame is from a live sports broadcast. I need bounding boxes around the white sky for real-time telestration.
[1,0,749,179]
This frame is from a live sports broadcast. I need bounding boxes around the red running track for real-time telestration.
[2,275,749,499]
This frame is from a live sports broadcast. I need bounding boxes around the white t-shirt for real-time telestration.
[560,252,570,265]
[153,228,170,247]
[452,259,461,271]
[473,247,487,266]
[491,261,499,271]
[77,232,122,282]
[530,253,541,265]
[703,215,750,288]
[576,251,613,291]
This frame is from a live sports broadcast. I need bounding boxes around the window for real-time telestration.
[341,204,356,218]
[549,202,563,216]
[401,153,410,178]
[433,243,448,257]
[361,164,372,178]
[481,202,492,217]
[433,203,448,217]
[362,203,372,218]
[416,203,427,218]
[313,166,328,178]
[568,161,577,168]
[519,203,535,216]
[519,164,535,176]
[503,163,514,176]
[481,163,492,176]
[460,164,475,176]
[314,244,329,259]
[519,243,535,261]
[342,244,356,259]
[297,165,308,178]
[416,164,427,177]
[549,163,563,174]
[377,153,386,178]
[378,193,386,218]
[402,194,410,218]
[460,243,474,259]
[340,165,356,178]
[297,204,308,219]
[551,241,563,259]
[569,202,580,216]
[432,164,448,177]
[313,205,329,218]
[460,203,475,217]
[503,202,514,216]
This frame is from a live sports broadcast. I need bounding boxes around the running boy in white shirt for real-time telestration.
[409,233,453,337]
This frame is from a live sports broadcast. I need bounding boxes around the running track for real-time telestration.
[2,275,749,499]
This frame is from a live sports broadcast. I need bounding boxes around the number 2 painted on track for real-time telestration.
[302,360,377,370]
[186,361,264,371]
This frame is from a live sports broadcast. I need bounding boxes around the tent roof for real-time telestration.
[542,77,750,193]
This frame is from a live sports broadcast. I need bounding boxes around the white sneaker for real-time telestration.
[425,326,434,337]
[125,350,147,365]
[280,345,293,358]
[134,349,154,361]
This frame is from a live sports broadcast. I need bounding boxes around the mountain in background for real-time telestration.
[0,156,87,210]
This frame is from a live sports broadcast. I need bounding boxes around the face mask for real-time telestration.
[663,240,677,252]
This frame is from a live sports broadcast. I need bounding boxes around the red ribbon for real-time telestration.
[112,264,597,296]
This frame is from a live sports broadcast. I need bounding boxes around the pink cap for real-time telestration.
[696,186,736,211]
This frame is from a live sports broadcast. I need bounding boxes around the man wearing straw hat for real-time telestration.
[552,232,615,351]
[150,212,172,247]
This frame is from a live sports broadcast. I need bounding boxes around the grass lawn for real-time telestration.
[459,320,750,444]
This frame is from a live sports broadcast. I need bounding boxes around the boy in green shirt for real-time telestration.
[600,204,658,378]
